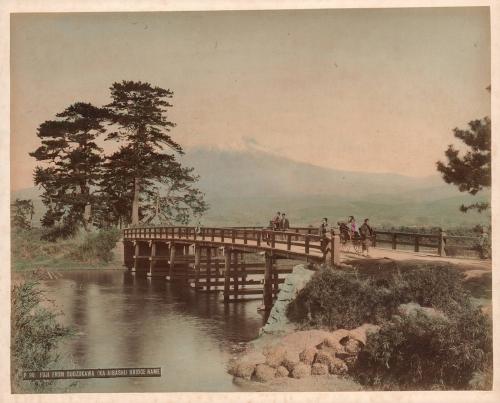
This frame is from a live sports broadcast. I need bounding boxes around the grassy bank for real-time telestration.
[12,227,122,271]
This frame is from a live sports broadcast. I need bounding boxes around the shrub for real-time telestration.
[395,262,472,315]
[286,266,401,329]
[355,306,492,390]
[70,228,121,264]
[11,280,73,392]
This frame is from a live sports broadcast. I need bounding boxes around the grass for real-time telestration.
[11,227,122,271]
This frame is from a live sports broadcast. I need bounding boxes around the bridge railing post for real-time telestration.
[305,236,310,254]
[257,231,261,247]
[231,229,235,244]
[392,233,397,250]
[221,229,225,242]
[330,233,340,267]
[271,232,275,248]
[287,233,291,250]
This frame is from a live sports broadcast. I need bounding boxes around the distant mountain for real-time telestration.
[12,147,490,229]
[181,147,490,227]
[180,147,455,200]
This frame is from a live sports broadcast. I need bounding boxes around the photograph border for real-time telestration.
[1,1,498,402]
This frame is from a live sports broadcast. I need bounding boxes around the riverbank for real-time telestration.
[11,228,123,272]
[229,257,493,391]
[227,264,371,391]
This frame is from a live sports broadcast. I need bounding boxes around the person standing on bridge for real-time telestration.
[319,217,330,251]
[348,216,359,238]
[272,212,282,231]
[319,217,329,236]
[281,213,290,231]
[280,213,290,240]
[359,218,374,257]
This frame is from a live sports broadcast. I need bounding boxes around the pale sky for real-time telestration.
[10,7,490,191]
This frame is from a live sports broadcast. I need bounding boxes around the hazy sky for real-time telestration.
[10,7,490,191]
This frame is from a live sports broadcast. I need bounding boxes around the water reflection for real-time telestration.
[42,270,266,392]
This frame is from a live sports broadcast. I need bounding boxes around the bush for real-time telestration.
[11,280,73,392]
[355,306,492,390]
[286,266,401,329]
[70,228,121,264]
[394,262,472,315]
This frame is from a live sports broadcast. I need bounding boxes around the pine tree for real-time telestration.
[143,162,208,225]
[94,146,136,228]
[30,103,106,240]
[104,80,207,226]
[436,116,491,212]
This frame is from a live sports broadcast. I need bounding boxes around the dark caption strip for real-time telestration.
[23,367,162,380]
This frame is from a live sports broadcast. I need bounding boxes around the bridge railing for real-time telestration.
[123,226,327,258]
[372,230,481,257]
[124,225,483,258]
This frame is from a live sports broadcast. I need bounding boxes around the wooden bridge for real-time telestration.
[123,226,341,310]
[122,225,483,311]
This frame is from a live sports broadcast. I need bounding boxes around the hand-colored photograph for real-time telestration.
[10,6,492,394]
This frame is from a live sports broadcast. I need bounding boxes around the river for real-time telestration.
[41,269,267,393]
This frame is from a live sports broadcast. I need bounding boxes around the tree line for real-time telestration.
[29,80,207,241]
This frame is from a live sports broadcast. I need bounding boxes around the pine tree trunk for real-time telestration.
[131,177,140,225]
[80,181,90,231]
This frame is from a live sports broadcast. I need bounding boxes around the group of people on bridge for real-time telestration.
[268,212,374,257]
[320,216,374,256]
[269,212,290,231]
